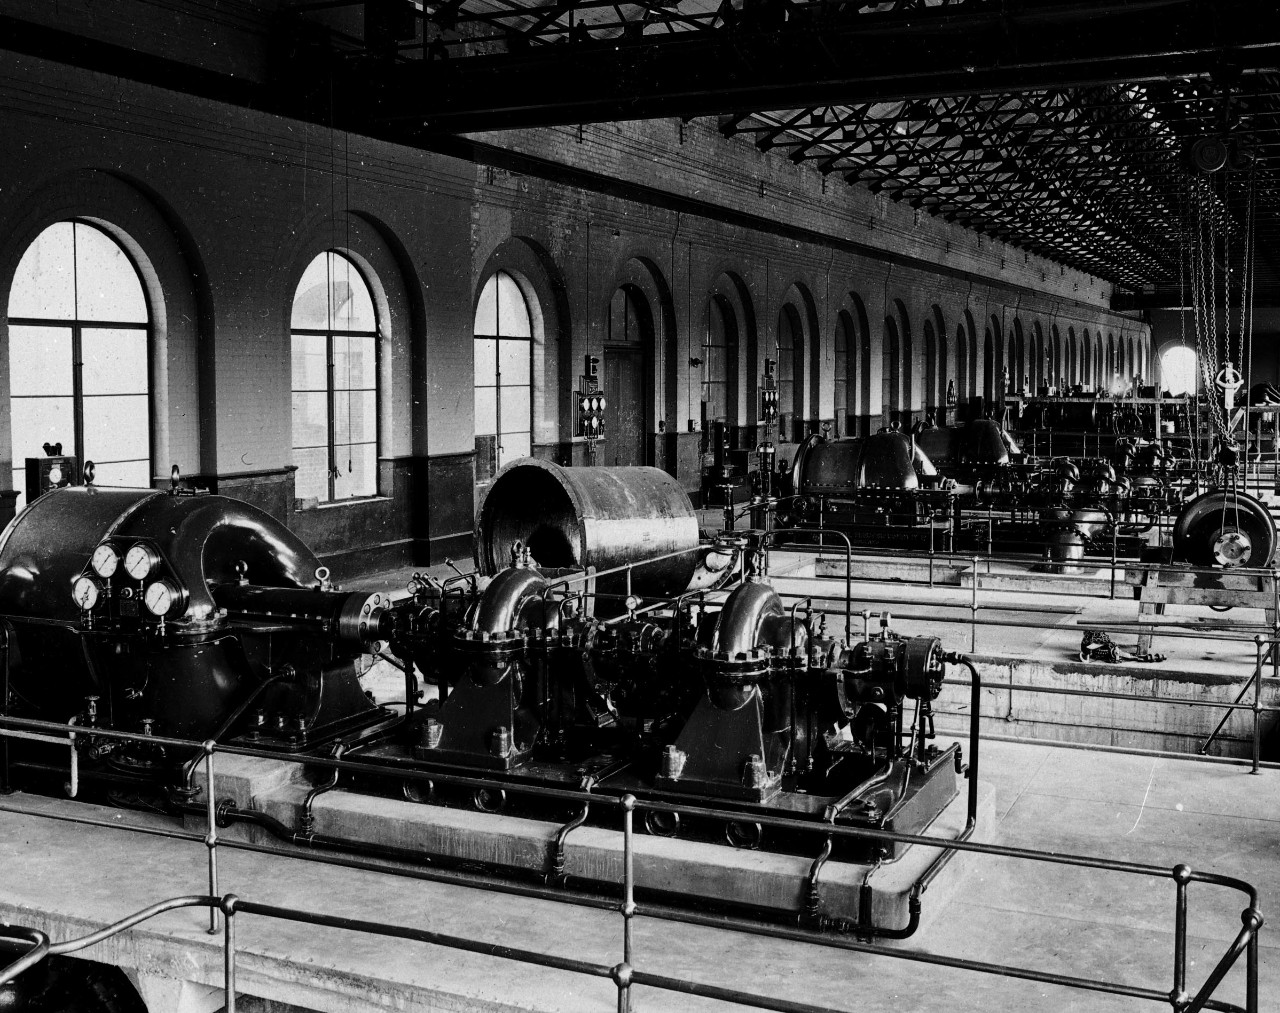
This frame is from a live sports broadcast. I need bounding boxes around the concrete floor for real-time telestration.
[0,738,1272,1012]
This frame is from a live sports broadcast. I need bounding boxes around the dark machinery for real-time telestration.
[777,417,1274,570]
[0,460,978,935]
[0,483,392,789]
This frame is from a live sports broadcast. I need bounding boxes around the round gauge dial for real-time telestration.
[90,543,120,578]
[71,575,100,611]
[123,543,160,581]
[143,579,182,618]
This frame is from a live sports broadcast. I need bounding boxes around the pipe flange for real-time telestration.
[526,626,568,650]
[454,627,527,657]
[694,645,771,683]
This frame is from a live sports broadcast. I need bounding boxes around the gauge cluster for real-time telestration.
[73,537,188,625]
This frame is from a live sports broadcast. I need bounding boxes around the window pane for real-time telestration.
[291,255,332,330]
[334,335,376,391]
[91,459,150,489]
[292,392,330,449]
[74,224,147,323]
[333,442,376,499]
[82,328,148,395]
[777,308,795,352]
[11,396,74,466]
[496,272,531,337]
[8,223,75,320]
[293,446,329,501]
[705,342,726,385]
[9,325,73,396]
[473,275,499,335]
[498,431,530,468]
[330,253,376,332]
[474,386,497,437]
[334,390,376,446]
[83,394,149,464]
[776,378,794,416]
[499,385,530,436]
[291,334,328,391]
[474,338,497,386]
[498,338,530,387]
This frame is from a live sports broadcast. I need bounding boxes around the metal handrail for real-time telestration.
[0,926,49,984]
[0,709,1263,1013]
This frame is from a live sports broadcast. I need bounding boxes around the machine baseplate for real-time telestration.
[190,751,991,931]
[183,742,977,932]
[343,740,960,858]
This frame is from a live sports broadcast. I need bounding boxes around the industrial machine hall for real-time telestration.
[8,1,1280,1011]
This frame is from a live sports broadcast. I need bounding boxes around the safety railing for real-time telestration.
[0,713,1264,1013]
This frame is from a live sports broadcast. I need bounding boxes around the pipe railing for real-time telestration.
[0,706,1263,1013]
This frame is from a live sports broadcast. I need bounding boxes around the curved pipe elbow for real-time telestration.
[469,567,552,636]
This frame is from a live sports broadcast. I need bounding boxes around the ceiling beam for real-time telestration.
[358,1,1280,133]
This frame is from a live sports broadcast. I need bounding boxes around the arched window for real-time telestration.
[884,317,902,421]
[605,285,652,468]
[983,328,995,404]
[8,221,151,509]
[702,295,738,427]
[291,251,379,502]
[923,320,938,409]
[472,271,533,477]
[776,304,802,419]
[954,325,968,400]
[834,311,851,431]
[1161,346,1197,395]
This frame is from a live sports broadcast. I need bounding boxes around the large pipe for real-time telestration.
[474,460,701,599]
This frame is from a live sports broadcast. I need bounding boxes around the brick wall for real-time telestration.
[0,41,1151,573]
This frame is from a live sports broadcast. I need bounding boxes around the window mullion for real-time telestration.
[72,323,85,468]
[327,333,337,502]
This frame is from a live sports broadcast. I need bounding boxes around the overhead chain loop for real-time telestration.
[1193,179,1229,440]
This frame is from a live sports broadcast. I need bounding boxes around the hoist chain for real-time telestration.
[1194,182,1229,440]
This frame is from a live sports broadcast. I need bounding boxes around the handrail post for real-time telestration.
[1248,918,1259,1013]
[1172,865,1190,1008]
[614,794,637,1013]
[204,741,220,934]
[1109,524,1118,600]
[970,556,979,653]
[222,895,238,1013]
[928,518,935,588]
[1252,635,1263,775]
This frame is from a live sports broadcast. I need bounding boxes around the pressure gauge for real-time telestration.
[71,575,100,611]
[90,543,120,579]
[124,543,160,581]
[143,579,183,618]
